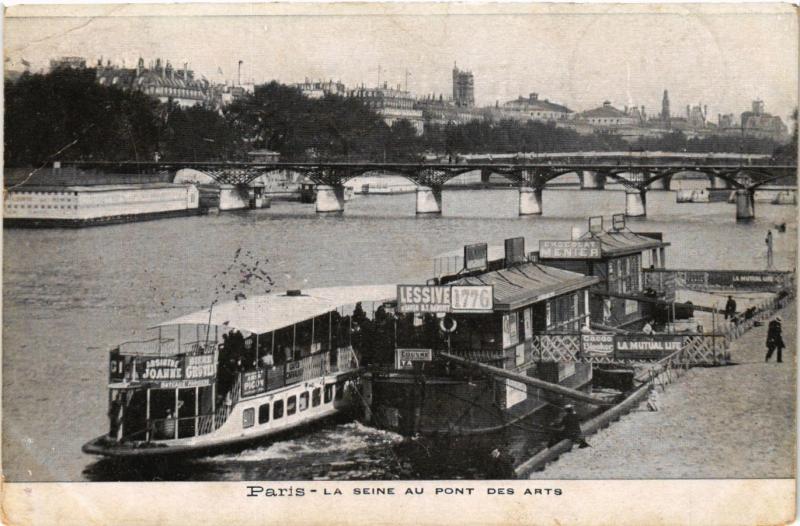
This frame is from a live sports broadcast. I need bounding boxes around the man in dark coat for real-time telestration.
[549,405,590,448]
[765,316,785,363]
[724,296,737,320]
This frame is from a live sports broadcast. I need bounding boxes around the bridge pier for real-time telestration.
[580,171,605,190]
[735,189,755,221]
[710,176,731,190]
[416,186,442,214]
[480,168,492,184]
[648,176,670,191]
[316,184,346,213]
[519,187,543,215]
[625,188,647,217]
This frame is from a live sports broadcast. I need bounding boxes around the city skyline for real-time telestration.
[5,4,798,119]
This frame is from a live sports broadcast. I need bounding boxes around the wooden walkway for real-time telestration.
[525,300,795,479]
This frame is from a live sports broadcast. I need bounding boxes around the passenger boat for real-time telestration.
[82,285,395,458]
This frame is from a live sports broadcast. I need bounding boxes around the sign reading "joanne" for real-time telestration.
[539,240,602,259]
[397,285,493,314]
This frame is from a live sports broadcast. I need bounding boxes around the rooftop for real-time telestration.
[448,262,599,311]
[579,230,670,257]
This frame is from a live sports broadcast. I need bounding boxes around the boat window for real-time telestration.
[273,400,284,419]
[335,382,345,401]
[312,388,321,407]
[243,408,255,428]
[324,384,334,404]
[299,392,309,411]
[287,395,297,415]
[258,403,270,424]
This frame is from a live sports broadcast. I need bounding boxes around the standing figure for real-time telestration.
[724,295,737,320]
[765,230,774,269]
[765,316,785,363]
[549,404,590,449]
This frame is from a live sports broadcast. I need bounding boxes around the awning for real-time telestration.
[580,230,670,257]
[154,285,397,334]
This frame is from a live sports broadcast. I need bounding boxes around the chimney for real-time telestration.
[183,62,188,81]
[238,60,243,86]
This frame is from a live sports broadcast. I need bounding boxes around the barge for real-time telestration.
[362,238,604,436]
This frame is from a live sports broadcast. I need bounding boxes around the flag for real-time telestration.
[218,67,223,75]
[20,58,31,67]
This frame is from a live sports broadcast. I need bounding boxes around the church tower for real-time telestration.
[661,89,671,125]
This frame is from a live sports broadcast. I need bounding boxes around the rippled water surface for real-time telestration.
[3,186,796,481]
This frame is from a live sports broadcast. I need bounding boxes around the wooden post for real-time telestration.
[174,388,180,439]
[194,386,199,437]
[145,388,151,442]
[178,325,181,353]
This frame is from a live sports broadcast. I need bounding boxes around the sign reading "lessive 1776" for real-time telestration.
[539,240,602,259]
[397,284,493,314]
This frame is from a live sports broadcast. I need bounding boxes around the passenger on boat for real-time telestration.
[642,319,655,335]
[487,448,515,479]
[161,409,176,439]
[261,352,274,368]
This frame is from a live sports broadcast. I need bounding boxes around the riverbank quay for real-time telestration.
[523,299,795,479]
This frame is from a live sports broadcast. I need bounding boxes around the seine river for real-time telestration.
[3,184,795,481]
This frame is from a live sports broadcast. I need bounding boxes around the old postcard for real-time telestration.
[2,2,797,525]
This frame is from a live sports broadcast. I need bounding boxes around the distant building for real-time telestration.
[661,89,671,124]
[718,113,738,130]
[415,95,484,129]
[494,93,572,123]
[577,101,637,127]
[740,100,788,140]
[452,65,475,108]
[349,83,424,134]
[95,57,213,108]
[49,56,87,71]
[686,104,708,128]
[292,78,348,99]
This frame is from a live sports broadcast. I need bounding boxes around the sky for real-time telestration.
[5,3,798,120]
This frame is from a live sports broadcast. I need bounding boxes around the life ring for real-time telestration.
[439,316,457,333]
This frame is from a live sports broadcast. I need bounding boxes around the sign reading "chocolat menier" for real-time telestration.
[539,240,602,259]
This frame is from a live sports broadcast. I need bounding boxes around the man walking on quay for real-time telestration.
[765,316,785,363]
[724,295,737,320]
[549,404,590,449]
[765,230,774,269]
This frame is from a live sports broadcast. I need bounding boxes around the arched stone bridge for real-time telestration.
[61,158,796,220]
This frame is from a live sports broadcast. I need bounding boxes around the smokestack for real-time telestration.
[238,60,243,86]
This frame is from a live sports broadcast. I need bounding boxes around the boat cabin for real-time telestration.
[102,285,395,445]
[536,215,670,330]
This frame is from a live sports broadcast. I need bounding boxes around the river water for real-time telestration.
[3,184,796,481]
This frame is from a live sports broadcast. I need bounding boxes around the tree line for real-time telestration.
[4,68,794,167]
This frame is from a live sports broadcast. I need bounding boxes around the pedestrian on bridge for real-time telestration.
[765,316,784,363]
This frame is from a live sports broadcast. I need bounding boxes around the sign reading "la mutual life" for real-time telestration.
[396,284,493,314]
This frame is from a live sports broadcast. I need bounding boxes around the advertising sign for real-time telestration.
[128,352,219,388]
[539,240,602,259]
[581,334,614,356]
[505,379,527,409]
[464,243,488,271]
[450,285,493,313]
[502,312,519,348]
[397,285,493,314]
[523,308,533,340]
[241,368,268,397]
[614,335,685,361]
[285,361,304,384]
[395,348,433,370]
[504,237,526,265]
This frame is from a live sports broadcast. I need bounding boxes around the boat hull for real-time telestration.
[363,362,593,436]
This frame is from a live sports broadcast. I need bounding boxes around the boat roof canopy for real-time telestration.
[580,230,670,257]
[155,285,397,334]
[448,262,599,311]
